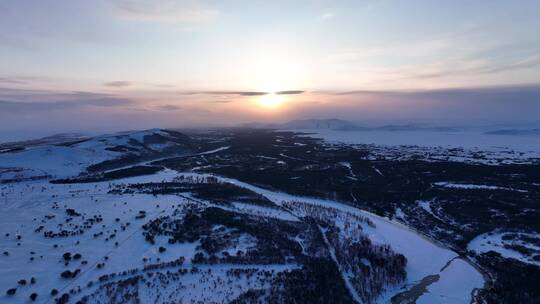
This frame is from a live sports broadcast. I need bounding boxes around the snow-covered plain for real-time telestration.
[468,231,540,266]
[294,129,540,151]
[291,129,540,164]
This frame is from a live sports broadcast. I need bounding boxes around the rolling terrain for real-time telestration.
[1,127,538,303]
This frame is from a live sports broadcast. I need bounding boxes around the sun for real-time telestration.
[258,92,284,109]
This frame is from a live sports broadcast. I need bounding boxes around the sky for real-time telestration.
[1,0,540,141]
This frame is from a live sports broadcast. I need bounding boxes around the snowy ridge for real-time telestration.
[0,129,192,180]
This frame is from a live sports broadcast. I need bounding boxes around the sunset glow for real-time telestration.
[258,93,285,109]
[0,1,539,141]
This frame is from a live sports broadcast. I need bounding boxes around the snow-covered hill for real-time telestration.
[0,129,194,180]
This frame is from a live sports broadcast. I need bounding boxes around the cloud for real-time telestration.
[104,80,176,88]
[201,91,267,96]
[0,88,134,113]
[477,55,540,74]
[0,76,48,85]
[320,13,334,20]
[405,54,540,80]
[405,84,540,105]
[104,81,132,87]
[206,100,233,103]
[111,0,219,28]
[0,77,27,85]
[155,104,182,111]
[317,84,540,103]
[0,99,130,112]
[324,25,540,88]
[291,84,540,126]
[0,33,37,51]
[276,90,305,95]
[311,89,386,96]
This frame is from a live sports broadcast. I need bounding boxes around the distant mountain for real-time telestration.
[372,125,459,132]
[243,119,362,130]
[485,129,540,136]
[280,118,361,130]
[243,119,458,132]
